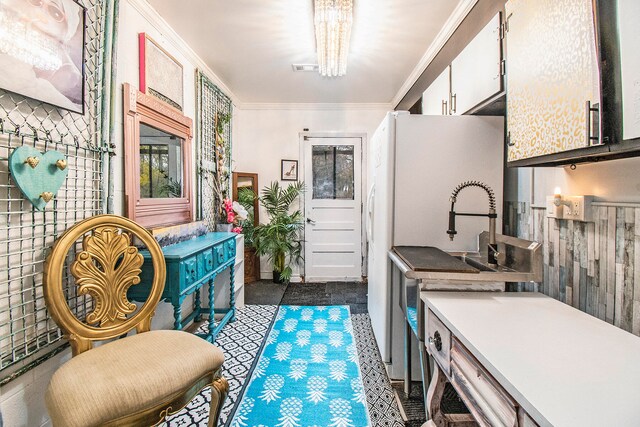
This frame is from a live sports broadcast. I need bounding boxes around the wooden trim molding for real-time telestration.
[232,172,260,283]
[123,83,193,228]
[232,172,259,228]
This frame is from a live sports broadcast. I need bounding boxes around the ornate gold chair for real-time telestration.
[43,215,228,427]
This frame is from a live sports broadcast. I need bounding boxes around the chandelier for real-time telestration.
[314,0,353,77]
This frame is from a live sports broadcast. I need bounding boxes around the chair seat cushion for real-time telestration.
[46,330,224,427]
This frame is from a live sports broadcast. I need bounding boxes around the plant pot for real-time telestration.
[216,223,233,232]
[273,270,284,284]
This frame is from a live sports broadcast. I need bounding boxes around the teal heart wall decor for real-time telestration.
[8,146,69,211]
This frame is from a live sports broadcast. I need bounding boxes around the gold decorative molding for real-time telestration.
[71,226,143,327]
[43,215,166,356]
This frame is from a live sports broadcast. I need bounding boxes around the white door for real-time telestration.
[304,137,362,282]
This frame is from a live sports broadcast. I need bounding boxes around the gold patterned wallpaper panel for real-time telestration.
[506,0,600,162]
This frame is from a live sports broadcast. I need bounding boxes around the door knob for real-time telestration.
[306,218,316,225]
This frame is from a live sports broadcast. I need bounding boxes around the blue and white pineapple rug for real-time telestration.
[230,305,371,427]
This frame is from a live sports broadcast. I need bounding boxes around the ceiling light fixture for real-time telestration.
[314,0,353,77]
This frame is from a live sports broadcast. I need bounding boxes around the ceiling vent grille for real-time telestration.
[292,64,319,72]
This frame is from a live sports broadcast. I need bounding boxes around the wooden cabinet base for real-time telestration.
[244,246,260,284]
[427,366,478,427]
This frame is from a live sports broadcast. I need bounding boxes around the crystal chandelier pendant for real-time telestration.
[314,0,353,77]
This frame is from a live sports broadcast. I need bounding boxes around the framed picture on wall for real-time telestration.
[139,33,184,111]
[0,0,86,114]
[281,159,298,181]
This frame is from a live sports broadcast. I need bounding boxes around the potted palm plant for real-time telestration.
[252,181,305,283]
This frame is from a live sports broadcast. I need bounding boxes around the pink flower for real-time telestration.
[232,226,243,234]
[227,212,235,223]
[222,198,234,215]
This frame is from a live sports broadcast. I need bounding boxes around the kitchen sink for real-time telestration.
[452,254,498,272]
[389,232,543,283]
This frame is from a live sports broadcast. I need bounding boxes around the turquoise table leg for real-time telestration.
[208,274,216,341]
[173,296,184,330]
[194,288,202,322]
[229,264,236,321]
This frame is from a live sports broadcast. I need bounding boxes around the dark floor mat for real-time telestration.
[243,280,288,305]
[280,281,368,313]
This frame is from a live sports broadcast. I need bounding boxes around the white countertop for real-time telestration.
[421,292,640,427]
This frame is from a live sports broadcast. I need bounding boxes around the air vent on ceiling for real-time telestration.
[292,64,319,72]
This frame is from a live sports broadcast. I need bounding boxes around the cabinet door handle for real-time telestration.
[450,93,457,114]
[506,131,514,147]
[585,100,601,146]
[442,100,448,115]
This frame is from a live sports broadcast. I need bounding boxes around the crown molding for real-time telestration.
[391,0,479,108]
[127,0,239,106]
[237,102,392,111]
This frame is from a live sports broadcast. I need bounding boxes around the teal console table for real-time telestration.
[130,232,237,342]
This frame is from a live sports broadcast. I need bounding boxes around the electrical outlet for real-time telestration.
[561,196,593,221]
[546,195,594,221]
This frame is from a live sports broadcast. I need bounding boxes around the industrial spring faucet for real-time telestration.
[446,181,499,266]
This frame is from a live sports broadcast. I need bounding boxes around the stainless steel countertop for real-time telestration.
[388,232,542,283]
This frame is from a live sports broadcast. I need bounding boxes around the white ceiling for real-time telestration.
[146,0,464,104]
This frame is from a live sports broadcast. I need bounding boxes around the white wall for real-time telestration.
[507,156,640,206]
[232,106,388,280]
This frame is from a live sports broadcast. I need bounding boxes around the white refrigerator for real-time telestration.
[366,112,504,379]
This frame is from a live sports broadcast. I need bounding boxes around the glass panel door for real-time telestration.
[311,145,355,200]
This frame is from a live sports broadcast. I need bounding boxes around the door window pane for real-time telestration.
[139,123,183,198]
[312,145,354,200]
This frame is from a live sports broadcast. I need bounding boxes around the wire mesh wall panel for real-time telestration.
[196,71,233,230]
[0,0,108,383]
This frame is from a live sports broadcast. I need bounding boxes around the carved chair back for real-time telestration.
[43,215,165,356]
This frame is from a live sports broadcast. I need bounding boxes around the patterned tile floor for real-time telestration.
[163,282,417,426]
[164,305,278,426]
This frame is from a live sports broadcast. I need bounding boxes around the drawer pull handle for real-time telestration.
[428,330,443,352]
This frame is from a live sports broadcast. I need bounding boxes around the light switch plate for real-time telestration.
[546,196,559,218]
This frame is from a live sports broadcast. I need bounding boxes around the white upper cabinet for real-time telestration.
[422,66,451,115]
[618,0,640,141]
[451,13,503,115]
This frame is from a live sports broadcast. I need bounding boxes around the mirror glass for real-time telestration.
[237,176,256,219]
[139,123,183,198]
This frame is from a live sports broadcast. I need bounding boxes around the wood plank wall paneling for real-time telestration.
[505,202,640,335]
